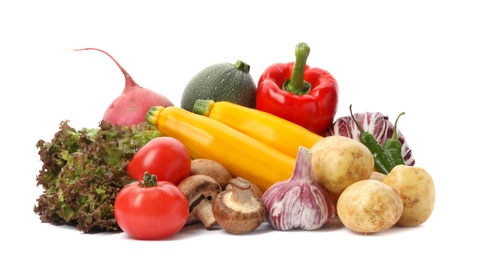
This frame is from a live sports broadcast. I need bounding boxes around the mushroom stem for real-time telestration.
[192,198,217,229]
[230,178,253,204]
[212,177,265,234]
[226,177,263,199]
[176,175,222,230]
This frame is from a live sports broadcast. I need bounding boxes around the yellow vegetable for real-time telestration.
[193,99,323,158]
[146,106,295,191]
[337,179,403,234]
[383,165,435,227]
[310,135,374,194]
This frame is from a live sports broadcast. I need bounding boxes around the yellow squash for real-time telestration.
[146,106,295,191]
[193,99,323,158]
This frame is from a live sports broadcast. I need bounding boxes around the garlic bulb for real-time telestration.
[261,146,336,230]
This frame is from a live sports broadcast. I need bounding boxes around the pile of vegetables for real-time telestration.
[34,120,160,232]
[34,42,435,239]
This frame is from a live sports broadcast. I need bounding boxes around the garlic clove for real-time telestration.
[261,146,335,231]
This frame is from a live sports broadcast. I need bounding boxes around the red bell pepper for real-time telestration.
[256,42,339,135]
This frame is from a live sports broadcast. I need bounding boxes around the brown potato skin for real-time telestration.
[311,136,374,194]
[383,165,435,227]
[337,179,403,233]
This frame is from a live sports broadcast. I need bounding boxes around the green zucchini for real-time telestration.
[180,60,257,112]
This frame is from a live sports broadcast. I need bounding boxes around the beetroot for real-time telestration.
[73,48,174,126]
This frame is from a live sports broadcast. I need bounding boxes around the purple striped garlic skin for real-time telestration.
[261,146,336,231]
[325,112,415,166]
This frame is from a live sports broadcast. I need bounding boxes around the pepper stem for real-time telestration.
[349,104,366,134]
[283,42,312,95]
[391,112,405,140]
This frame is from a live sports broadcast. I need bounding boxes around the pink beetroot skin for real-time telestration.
[73,48,174,126]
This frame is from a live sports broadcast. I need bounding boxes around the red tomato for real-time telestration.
[114,173,189,240]
[127,136,191,185]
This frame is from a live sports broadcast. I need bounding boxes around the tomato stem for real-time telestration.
[141,172,158,187]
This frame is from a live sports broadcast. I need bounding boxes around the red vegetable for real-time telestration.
[127,137,191,185]
[73,48,174,126]
[255,42,339,135]
[325,111,415,166]
[114,172,189,240]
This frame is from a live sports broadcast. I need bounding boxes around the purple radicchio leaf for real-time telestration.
[325,112,415,166]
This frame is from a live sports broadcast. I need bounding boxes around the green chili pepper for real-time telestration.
[349,104,394,175]
[383,112,406,168]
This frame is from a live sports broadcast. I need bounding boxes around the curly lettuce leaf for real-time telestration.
[34,120,160,232]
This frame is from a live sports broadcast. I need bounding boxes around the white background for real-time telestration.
[1,0,477,259]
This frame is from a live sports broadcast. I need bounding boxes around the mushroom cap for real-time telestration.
[177,174,222,207]
[189,159,232,189]
[177,174,222,228]
[213,178,265,234]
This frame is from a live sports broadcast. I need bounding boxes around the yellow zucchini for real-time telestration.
[146,106,295,191]
[193,99,323,158]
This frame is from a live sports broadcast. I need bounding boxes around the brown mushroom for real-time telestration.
[225,177,263,199]
[212,177,265,234]
[177,175,222,229]
[189,159,232,189]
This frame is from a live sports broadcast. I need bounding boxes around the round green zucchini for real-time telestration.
[180,60,257,112]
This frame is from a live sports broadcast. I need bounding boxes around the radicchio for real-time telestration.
[325,112,415,166]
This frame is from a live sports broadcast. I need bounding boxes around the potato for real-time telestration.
[311,136,374,194]
[337,179,403,233]
[328,191,341,207]
[369,171,386,181]
[383,165,435,227]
